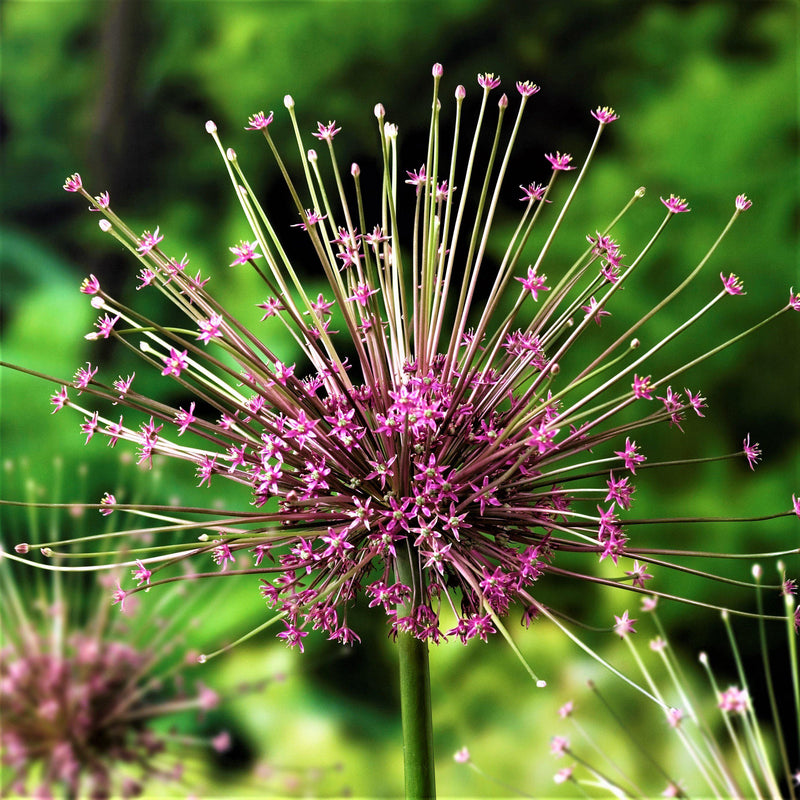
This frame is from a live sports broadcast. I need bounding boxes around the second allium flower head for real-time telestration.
[47,64,798,653]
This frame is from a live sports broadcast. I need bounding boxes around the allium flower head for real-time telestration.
[10,65,798,664]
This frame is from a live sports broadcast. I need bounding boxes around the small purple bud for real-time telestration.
[14,543,29,554]
[499,93,508,109]
[432,63,443,78]
[351,163,361,177]
[456,85,466,100]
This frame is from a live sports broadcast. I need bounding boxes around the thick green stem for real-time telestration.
[396,547,436,799]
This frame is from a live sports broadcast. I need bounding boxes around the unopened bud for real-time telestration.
[635,186,646,198]
[432,63,443,78]
[307,149,317,162]
[197,653,208,664]
[630,338,640,349]
[226,148,236,162]
[374,103,385,120]
[752,563,762,579]
[99,220,112,232]
[498,93,508,109]
[41,547,53,557]
[351,163,360,177]
[283,95,294,109]
[205,120,217,134]
[14,543,29,554]
[455,85,466,100]
[90,296,105,309]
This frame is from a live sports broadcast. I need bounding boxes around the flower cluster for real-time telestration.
[9,64,798,658]
[0,461,232,798]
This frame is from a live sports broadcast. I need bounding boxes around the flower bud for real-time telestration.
[205,120,217,134]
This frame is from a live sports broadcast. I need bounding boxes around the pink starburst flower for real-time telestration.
[545,151,575,171]
[516,81,540,97]
[312,120,342,141]
[136,227,164,255]
[660,194,690,214]
[519,182,546,203]
[477,73,501,90]
[63,172,82,192]
[591,106,619,124]
[613,609,637,637]
[735,193,752,211]
[245,110,274,130]
[229,240,262,266]
[743,434,761,469]
[721,272,745,295]
[9,64,799,666]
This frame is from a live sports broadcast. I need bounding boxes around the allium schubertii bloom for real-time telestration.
[9,64,799,669]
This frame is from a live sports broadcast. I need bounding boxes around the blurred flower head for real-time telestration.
[0,459,230,799]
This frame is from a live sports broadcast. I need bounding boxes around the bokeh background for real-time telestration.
[1,0,798,797]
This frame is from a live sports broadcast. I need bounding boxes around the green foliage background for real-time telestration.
[1,0,798,796]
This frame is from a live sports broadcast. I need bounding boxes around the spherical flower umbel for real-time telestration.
[9,64,798,663]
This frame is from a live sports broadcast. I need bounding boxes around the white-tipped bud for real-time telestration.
[384,122,398,139]
[283,94,294,109]
[351,163,360,177]
[374,103,385,120]
[226,148,236,162]
[635,186,646,198]
[752,563,762,579]
[98,219,112,232]
[90,296,105,309]
[198,533,209,541]
[197,653,208,664]
[139,341,152,353]
[550,363,560,376]
[84,332,99,340]
[456,85,466,100]
[205,120,217,134]
[432,63,443,78]
[777,560,785,571]
[631,338,640,349]
[237,185,247,198]
[41,547,53,557]
[721,609,728,620]
[307,149,317,162]
[698,651,708,665]
[536,679,547,688]
[14,543,29,554]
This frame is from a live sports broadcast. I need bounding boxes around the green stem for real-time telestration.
[396,546,436,799]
